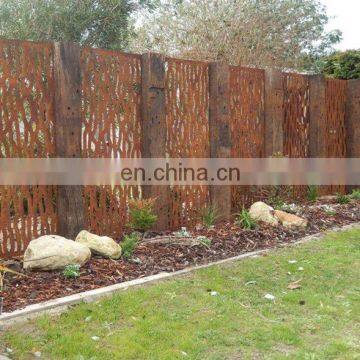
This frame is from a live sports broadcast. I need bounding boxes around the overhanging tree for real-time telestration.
[0,0,152,50]
[130,0,341,70]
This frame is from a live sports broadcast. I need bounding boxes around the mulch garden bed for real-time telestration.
[2,198,359,313]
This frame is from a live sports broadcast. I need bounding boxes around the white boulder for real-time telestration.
[23,235,91,270]
[75,230,121,259]
[249,201,279,226]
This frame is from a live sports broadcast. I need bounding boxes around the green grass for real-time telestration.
[2,228,360,359]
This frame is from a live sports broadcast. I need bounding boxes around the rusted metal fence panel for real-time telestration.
[81,48,142,239]
[230,66,265,210]
[165,58,210,228]
[0,38,357,258]
[0,39,57,258]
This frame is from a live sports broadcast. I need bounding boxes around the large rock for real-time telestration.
[23,235,91,270]
[75,230,121,259]
[249,202,279,226]
[274,210,308,228]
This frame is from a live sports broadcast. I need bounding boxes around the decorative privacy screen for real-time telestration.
[0,38,357,259]
[165,58,210,228]
[230,66,265,209]
[0,40,57,257]
[81,48,142,239]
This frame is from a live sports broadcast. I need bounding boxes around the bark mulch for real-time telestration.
[2,199,359,313]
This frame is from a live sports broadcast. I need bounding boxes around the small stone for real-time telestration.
[264,293,275,300]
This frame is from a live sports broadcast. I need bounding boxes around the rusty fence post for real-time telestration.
[209,62,232,220]
[141,52,170,230]
[54,42,85,238]
[264,69,284,157]
[346,79,360,192]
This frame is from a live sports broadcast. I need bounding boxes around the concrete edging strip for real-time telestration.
[1,222,359,327]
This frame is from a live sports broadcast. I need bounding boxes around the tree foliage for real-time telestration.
[320,50,360,79]
[130,0,341,70]
[0,0,151,50]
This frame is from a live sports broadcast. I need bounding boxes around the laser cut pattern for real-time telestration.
[0,39,57,258]
[165,58,210,229]
[324,79,347,194]
[81,48,142,238]
[283,73,310,199]
[230,66,265,210]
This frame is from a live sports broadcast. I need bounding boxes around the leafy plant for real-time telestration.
[278,203,299,214]
[307,185,318,202]
[336,193,350,204]
[63,264,80,279]
[127,198,158,232]
[173,227,191,238]
[350,189,360,200]
[270,195,285,210]
[236,209,257,230]
[321,50,360,80]
[197,236,211,248]
[200,205,218,228]
[121,232,140,260]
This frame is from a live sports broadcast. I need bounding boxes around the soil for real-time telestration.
[1,199,359,313]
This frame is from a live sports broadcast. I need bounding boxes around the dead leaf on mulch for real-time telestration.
[287,279,302,290]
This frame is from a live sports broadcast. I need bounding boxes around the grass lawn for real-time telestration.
[2,228,360,359]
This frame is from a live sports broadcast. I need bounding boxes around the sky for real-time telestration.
[322,0,360,50]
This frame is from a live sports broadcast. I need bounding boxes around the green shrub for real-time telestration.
[127,198,158,232]
[350,189,360,200]
[321,50,360,80]
[236,209,257,230]
[336,193,350,204]
[197,236,212,248]
[307,185,318,202]
[121,232,140,260]
[200,205,218,228]
[63,264,80,279]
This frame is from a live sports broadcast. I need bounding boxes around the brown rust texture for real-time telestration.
[323,79,347,194]
[165,58,210,229]
[230,66,265,210]
[81,48,142,239]
[283,73,310,199]
[0,39,57,258]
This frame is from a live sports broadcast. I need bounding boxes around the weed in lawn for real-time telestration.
[236,209,257,230]
[121,232,140,260]
[62,264,80,279]
[307,185,318,202]
[336,193,350,204]
[200,205,218,228]
[350,188,360,200]
[127,198,158,232]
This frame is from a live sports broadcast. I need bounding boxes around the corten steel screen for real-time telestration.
[81,47,142,239]
[230,66,265,210]
[0,39,57,257]
[165,58,210,229]
[0,38,355,258]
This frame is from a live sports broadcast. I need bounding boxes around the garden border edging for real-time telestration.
[1,222,359,328]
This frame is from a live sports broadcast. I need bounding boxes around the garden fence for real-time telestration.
[0,39,359,258]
